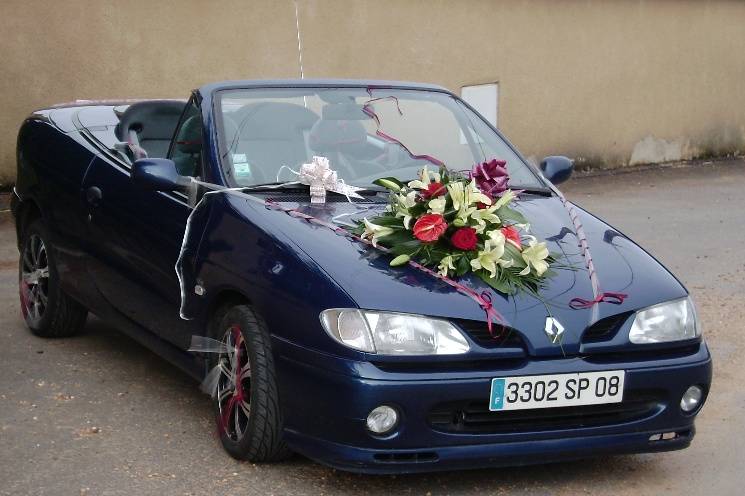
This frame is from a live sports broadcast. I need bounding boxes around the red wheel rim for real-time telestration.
[215,325,251,440]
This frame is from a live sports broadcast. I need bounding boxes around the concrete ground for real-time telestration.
[0,160,743,495]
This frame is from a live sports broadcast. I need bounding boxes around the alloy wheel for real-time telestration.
[20,234,49,322]
[216,325,252,441]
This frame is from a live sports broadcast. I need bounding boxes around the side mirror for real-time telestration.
[131,158,192,191]
[540,156,574,185]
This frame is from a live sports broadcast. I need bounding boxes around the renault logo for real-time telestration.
[545,317,565,344]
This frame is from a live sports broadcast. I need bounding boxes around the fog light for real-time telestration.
[366,405,398,434]
[680,385,703,413]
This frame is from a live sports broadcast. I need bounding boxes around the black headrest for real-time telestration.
[115,100,186,142]
[232,102,318,140]
[308,118,367,154]
[173,115,203,155]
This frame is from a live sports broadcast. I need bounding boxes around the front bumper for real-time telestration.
[274,339,712,474]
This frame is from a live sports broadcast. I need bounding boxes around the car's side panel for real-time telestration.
[82,154,198,349]
[180,192,359,337]
[15,109,204,377]
[15,117,100,307]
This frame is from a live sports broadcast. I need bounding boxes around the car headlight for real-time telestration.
[319,309,470,355]
[629,297,700,344]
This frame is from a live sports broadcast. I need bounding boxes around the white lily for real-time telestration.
[428,196,446,215]
[448,180,492,212]
[394,190,417,229]
[454,205,476,226]
[487,229,507,244]
[407,166,440,190]
[438,255,456,276]
[492,189,516,210]
[362,218,395,247]
[447,181,466,211]
[519,240,550,276]
[467,179,493,206]
[470,235,513,278]
[470,204,501,233]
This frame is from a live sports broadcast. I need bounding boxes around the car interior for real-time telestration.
[115,100,186,160]
[223,101,392,184]
[225,101,319,183]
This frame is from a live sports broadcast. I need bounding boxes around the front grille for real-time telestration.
[428,390,663,434]
[454,319,527,350]
[373,452,438,464]
[582,312,633,343]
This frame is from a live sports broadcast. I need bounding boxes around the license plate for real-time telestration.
[489,370,625,411]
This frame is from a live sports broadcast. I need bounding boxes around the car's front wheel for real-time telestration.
[19,219,87,337]
[208,303,290,462]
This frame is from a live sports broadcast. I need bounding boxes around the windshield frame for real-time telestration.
[210,84,549,191]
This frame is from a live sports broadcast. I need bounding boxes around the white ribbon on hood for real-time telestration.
[292,156,366,204]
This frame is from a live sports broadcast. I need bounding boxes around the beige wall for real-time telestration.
[2,0,744,185]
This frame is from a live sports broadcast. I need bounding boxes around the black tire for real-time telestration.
[208,303,291,462]
[19,219,87,337]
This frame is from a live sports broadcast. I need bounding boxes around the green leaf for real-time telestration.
[456,255,471,276]
[477,271,514,295]
[497,206,528,225]
[373,177,405,191]
[365,215,405,227]
[376,230,415,247]
[389,239,422,255]
[409,203,428,216]
[389,254,410,266]
[504,243,526,268]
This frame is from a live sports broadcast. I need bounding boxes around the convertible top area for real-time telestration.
[35,80,450,167]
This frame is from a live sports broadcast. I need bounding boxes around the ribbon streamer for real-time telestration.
[187,335,228,354]
[264,199,507,336]
[554,189,628,310]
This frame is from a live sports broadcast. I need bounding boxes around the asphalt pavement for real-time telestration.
[1,159,743,495]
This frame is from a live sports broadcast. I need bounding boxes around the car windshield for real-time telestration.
[216,87,544,189]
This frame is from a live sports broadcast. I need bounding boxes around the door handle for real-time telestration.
[86,186,103,208]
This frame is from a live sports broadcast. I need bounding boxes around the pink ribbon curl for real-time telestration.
[569,292,628,310]
[362,89,445,168]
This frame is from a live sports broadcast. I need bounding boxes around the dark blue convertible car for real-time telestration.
[12,79,711,473]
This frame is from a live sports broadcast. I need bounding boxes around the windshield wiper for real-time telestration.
[240,182,308,192]
[513,186,553,196]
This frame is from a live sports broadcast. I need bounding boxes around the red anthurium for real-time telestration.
[501,225,522,249]
[451,227,478,251]
[420,182,446,199]
[413,214,448,242]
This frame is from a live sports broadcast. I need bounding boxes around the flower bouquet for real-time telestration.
[356,159,554,295]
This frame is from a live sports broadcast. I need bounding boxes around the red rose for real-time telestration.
[413,214,448,243]
[420,182,446,199]
[501,225,522,249]
[451,227,478,251]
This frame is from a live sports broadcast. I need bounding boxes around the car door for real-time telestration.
[82,98,204,349]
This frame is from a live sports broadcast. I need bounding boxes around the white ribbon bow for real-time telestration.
[296,156,365,204]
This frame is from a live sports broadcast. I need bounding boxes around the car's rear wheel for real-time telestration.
[209,303,290,462]
[19,219,87,337]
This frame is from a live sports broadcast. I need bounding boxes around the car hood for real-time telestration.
[247,192,688,356]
